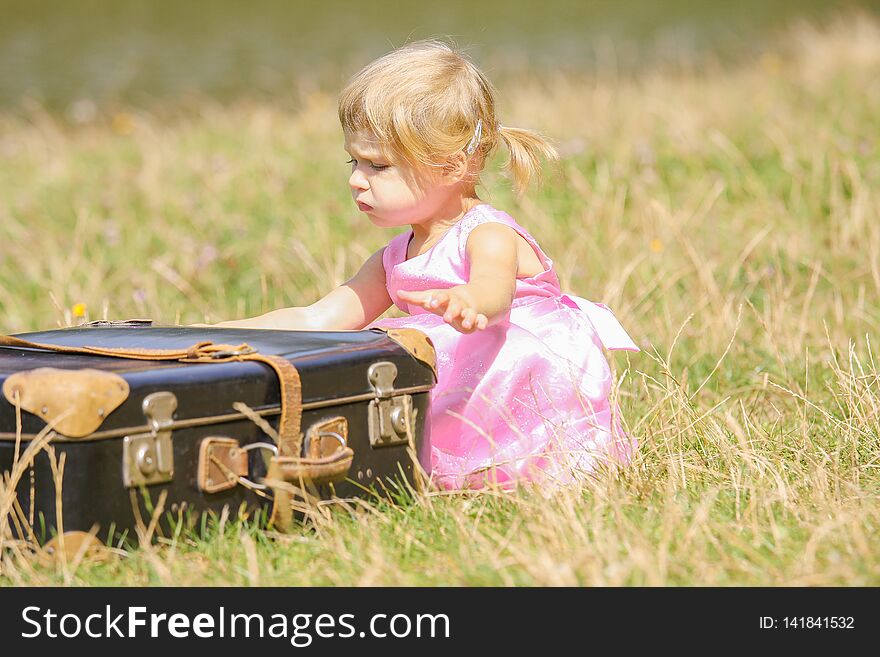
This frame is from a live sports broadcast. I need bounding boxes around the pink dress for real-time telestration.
[368,203,639,490]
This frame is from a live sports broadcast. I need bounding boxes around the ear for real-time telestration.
[440,152,469,185]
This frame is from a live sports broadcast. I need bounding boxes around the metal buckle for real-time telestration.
[236,441,279,490]
[82,318,154,328]
[208,345,256,359]
[303,430,347,456]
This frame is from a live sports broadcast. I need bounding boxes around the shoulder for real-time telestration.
[465,221,518,256]
[463,222,520,277]
[355,245,388,281]
[459,204,519,255]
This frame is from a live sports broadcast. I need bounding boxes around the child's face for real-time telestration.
[344,130,455,228]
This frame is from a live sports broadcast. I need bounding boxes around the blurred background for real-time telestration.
[2,0,878,110]
[0,0,878,333]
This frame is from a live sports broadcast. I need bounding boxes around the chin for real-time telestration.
[367,214,400,228]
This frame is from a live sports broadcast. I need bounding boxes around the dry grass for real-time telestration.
[1,14,878,585]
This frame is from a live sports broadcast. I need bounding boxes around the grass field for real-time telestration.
[1,14,878,585]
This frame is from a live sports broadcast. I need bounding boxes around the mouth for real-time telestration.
[356,200,373,212]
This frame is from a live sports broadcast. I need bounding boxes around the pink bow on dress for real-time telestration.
[560,295,640,352]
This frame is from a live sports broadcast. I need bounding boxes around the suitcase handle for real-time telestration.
[235,437,353,490]
[267,447,355,488]
[264,435,355,532]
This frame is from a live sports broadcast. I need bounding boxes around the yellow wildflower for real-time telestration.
[759,53,782,75]
[112,112,134,136]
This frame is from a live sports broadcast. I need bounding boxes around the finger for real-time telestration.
[475,314,488,330]
[398,289,448,313]
[397,289,429,302]
[443,299,463,323]
[460,307,477,329]
[423,294,447,314]
[429,291,448,310]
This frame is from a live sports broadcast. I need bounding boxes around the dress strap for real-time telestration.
[457,205,555,274]
[382,231,410,286]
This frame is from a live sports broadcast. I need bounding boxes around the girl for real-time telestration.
[217,39,639,490]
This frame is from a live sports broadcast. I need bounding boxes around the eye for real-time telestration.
[346,157,389,171]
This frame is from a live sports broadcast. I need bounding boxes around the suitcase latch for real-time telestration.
[123,391,177,487]
[367,362,415,448]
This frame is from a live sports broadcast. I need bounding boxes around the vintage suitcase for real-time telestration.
[0,325,435,545]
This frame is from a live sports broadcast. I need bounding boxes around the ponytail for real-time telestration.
[497,125,559,195]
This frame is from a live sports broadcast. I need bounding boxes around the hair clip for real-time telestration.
[465,119,483,156]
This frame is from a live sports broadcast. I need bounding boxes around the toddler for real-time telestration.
[218,40,639,490]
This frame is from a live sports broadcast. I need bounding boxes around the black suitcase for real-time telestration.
[0,325,435,547]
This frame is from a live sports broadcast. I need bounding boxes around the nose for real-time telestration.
[349,167,368,191]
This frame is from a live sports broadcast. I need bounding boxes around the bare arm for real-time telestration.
[213,247,393,330]
[460,222,518,322]
[397,222,517,332]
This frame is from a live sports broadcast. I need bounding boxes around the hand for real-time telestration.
[397,286,489,333]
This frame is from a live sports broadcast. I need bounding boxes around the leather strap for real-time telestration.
[0,334,311,530]
[0,334,208,360]
[181,350,302,458]
[265,447,355,532]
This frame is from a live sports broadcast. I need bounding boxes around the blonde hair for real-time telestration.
[338,39,558,194]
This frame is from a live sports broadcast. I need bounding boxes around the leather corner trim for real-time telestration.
[2,368,130,438]
[380,328,437,380]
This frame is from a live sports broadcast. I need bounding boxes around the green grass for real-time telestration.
[1,14,879,585]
